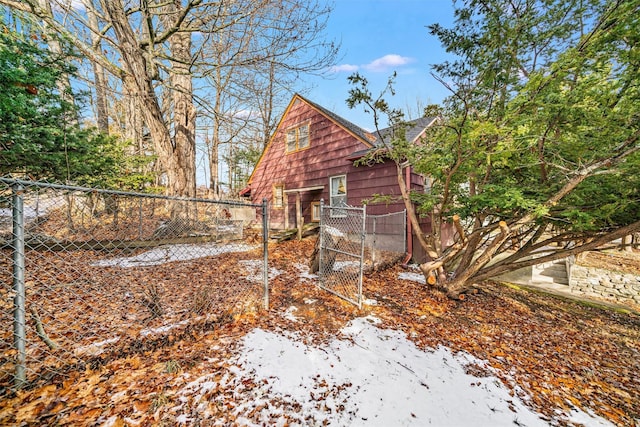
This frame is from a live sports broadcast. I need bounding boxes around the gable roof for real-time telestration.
[348,116,438,159]
[372,116,438,146]
[244,94,438,188]
[299,95,376,144]
[246,94,375,185]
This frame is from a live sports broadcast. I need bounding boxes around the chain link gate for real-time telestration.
[318,200,366,308]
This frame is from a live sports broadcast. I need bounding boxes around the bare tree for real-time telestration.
[3,0,337,197]
[194,0,338,194]
[81,0,109,132]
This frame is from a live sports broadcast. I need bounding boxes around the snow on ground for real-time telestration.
[176,316,613,427]
[398,271,426,285]
[91,242,256,267]
[0,195,65,227]
[333,260,360,271]
[282,306,299,322]
[73,337,120,357]
[294,263,317,282]
[325,226,345,238]
[239,259,282,283]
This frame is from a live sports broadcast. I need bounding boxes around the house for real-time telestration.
[241,93,437,261]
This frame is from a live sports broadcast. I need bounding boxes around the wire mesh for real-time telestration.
[364,210,407,269]
[318,202,365,308]
[0,178,268,392]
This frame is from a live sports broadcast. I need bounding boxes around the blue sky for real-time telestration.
[302,0,456,131]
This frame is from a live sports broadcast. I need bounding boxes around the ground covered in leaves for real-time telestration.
[2,238,639,426]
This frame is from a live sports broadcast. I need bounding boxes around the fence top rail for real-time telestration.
[321,204,365,213]
[366,210,406,219]
[0,177,265,208]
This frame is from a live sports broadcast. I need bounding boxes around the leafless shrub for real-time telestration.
[141,283,164,319]
[190,285,213,315]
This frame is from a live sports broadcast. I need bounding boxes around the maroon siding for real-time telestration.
[248,96,372,228]
[247,95,430,243]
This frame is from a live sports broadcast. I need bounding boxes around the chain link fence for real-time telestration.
[316,204,406,308]
[364,210,406,269]
[318,201,366,308]
[0,178,268,392]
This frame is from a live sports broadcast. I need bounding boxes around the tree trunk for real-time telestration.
[439,221,511,299]
[209,80,223,195]
[84,1,109,132]
[167,8,196,198]
[102,0,194,197]
[207,132,220,197]
[124,86,145,154]
[38,0,77,123]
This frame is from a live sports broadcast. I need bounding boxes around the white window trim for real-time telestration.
[329,174,347,217]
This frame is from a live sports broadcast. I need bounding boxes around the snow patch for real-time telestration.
[283,306,298,322]
[170,316,613,426]
[294,263,317,282]
[239,259,282,283]
[227,317,612,426]
[324,226,345,238]
[74,337,120,357]
[333,260,360,271]
[140,319,192,337]
[91,243,256,267]
[398,271,426,284]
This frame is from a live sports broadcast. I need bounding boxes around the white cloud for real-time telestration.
[329,63,360,73]
[51,0,85,12]
[328,54,415,74]
[363,54,415,72]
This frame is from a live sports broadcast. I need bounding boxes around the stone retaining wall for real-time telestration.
[569,264,640,306]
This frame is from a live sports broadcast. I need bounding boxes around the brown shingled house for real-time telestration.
[242,93,438,261]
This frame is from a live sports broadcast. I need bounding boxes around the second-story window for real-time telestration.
[285,123,310,153]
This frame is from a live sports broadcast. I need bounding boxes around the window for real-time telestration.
[330,175,347,217]
[273,184,284,208]
[298,124,309,149]
[286,130,297,153]
[311,201,321,222]
[424,176,432,194]
[285,123,310,153]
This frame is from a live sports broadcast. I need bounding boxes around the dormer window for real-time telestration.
[285,123,310,153]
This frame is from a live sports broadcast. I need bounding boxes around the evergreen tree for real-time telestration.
[0,24,151,189]
[348,0,640,298]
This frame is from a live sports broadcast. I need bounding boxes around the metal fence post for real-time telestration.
[138,198,143,239]
[403,209,407,254]
[358,204,366,309]
[262,198,269,310]
[12,183,26,389]
[319,199,324,287]
[372,215,377,264]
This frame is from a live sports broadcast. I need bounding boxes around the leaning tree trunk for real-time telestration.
[433,221,511,299]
